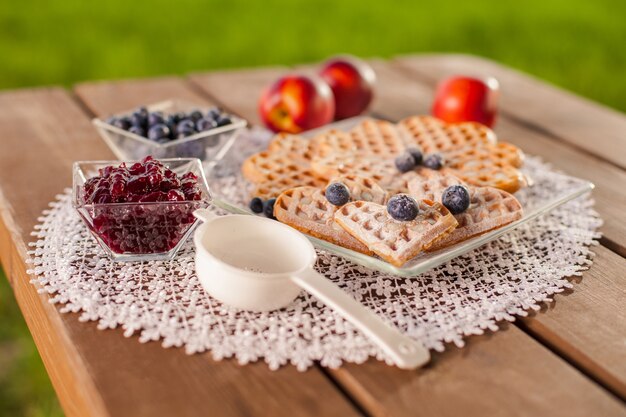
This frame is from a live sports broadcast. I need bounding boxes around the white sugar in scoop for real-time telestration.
[193,208,429,370]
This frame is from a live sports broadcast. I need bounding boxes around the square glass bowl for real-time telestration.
[92,100,247,163]
[72,158,211,262]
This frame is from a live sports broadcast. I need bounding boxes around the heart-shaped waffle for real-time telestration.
[274,186,372,254]
[328,174,388,205]
[381,171,421,195]
[311,119,406,158]
[267,133,316,162]
[428,186,523,251]
[311,155,398,186]
[407,169,465,202]
[242,150,311,183]
[445,156,527,193]
[334,199,458,266]
[252,169,326,199]
[398,115,497,153]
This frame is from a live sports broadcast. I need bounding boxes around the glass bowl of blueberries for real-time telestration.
[92,100,247,163]
[72,156,211,262]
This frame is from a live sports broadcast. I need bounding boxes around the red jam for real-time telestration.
[81,156,206,255]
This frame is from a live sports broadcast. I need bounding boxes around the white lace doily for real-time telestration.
[28,156,601,371]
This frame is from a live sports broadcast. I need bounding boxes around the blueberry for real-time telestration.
[148,112,165,126]
[423,153,444,170]
[128,126,145,137]
[131,110,148,128]
[325,182,350,206]
[216,116,232,127]
[441,185,470,214]
[177,119,196,137]
[196,117,217,132]
[406,146,423,165]
[386,194,419,221]
[263,198,277,219]
[249,197,264,213]
[395,152,417,173]
[112,117,131,130]
[189,110,204,122]
[166,121,178,139]
[206,107,222,120]
[166,114,179,125]
[147,123,170,141]
[136,106,149,118]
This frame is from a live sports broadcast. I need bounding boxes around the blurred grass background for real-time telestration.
[0,0,624,415]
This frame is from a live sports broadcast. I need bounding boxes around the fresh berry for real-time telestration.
[386,195,419,221]
[395,152,417,173]
[422,153,444,169]
[177,119,196,137]
[128,126,145,137]
[441,185,470,214]
[148,123,170,141]
[406,146,423,165]
[112,117,131,130]
[216,116,232,127]
[206,107,221,120]
[249,197,264,213]
[264,198,277,219]
[196,117,217,131]
[189,110,204,122]
[131,111,148,128]
[148,112,165,126]
[423,153,444,170]
[325,182,350,206]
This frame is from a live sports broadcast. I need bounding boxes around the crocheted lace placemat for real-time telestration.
[28,150,600,371]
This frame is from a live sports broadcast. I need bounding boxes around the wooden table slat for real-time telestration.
[0,86,361,417]
[394,53,626,170]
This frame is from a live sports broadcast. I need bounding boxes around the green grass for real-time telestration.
[0,1,624,416]
[0,0,625,111]
[0,269,63,417]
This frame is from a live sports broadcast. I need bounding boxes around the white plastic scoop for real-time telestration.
[192,208,430,370]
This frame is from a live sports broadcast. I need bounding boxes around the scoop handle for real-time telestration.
[291,268,430,370]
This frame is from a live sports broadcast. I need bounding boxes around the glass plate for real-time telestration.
[206,118,594,276]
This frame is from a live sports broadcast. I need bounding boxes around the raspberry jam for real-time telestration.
[79,156,207,256]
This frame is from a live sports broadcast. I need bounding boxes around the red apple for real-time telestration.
[432,76,500,127]
[258,74,334,133]
[320,55,376,120]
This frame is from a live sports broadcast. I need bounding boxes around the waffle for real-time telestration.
[428,186,523,251]
[328,174,388,205]
[398,115,497,153]
[407,169,465,202]
[383,171,420,195]
[267,133,316,162]
[252,169,326,199]
[242,150,310,183]
[446,156,527,193]
[311,119,406,158]
[445,142,525,169]
[274,186,372,254]
[311,155,398,187]
[334,200,458,266]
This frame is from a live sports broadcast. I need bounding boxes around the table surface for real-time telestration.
[0,54,625,417]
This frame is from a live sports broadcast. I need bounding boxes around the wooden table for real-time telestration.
[1,54,625,417]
